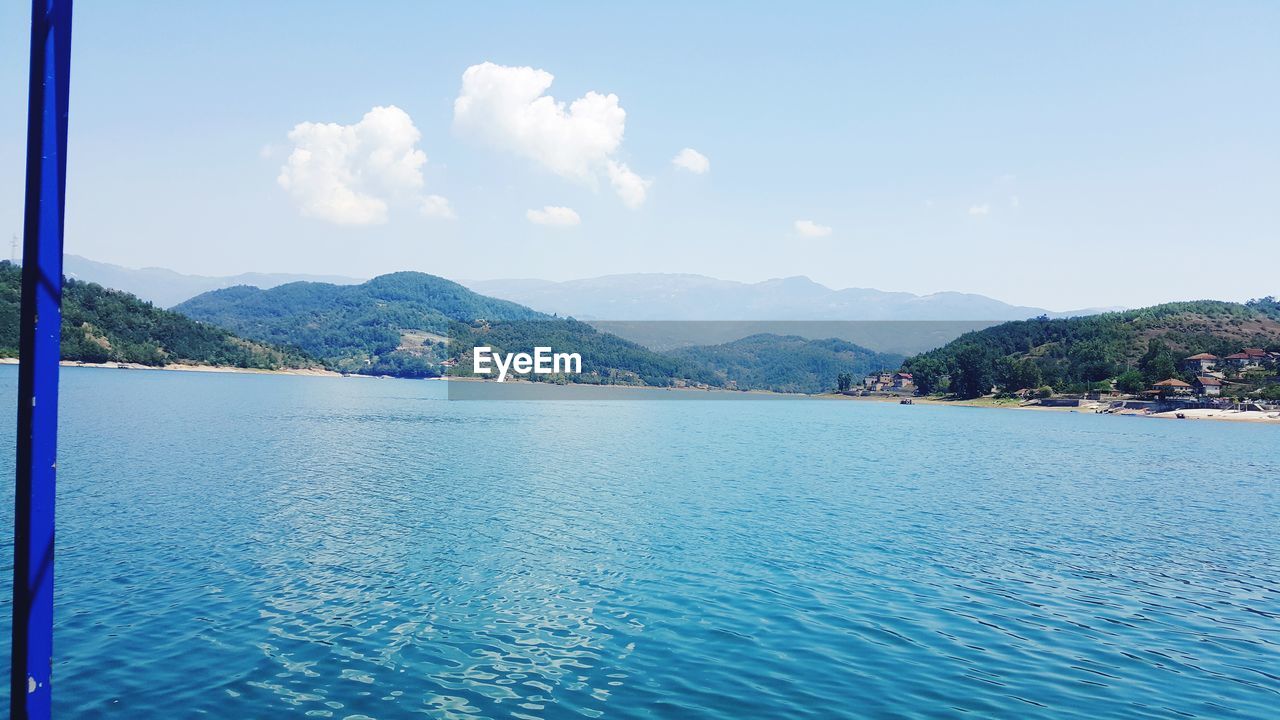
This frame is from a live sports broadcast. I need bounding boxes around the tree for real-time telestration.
[1115,369,1146,394]
[995,357,1041,392]
[908,356,948,395]
[1138,339,1179,384]
[951,344,997,399]
[1246,296,1280,319]
[836,372,853,392]
[1067,340,1117,382]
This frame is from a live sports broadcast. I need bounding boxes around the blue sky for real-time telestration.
[1,2,1276,309]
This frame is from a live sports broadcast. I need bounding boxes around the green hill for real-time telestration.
[175,272,715,382]
[448,318,720,387]
[903,299,1280,398]
[671,334,903,393]
[175,272,544,376]
[174,272,896,391]
[0,261,317,370]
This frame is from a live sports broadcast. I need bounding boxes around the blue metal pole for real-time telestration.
[13,1,72,718]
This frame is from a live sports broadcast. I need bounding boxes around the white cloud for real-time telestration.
[421,194,455,219]
[607,160,651,209]
[1009,195,1020,208]
[968,204,990,216]
[526,206,581,226]
[454,62,649,207]
[794,219,832,237]
[277,105,448,225]
[672,147,710,174]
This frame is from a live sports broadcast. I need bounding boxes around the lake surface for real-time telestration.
[0,366,1277,718]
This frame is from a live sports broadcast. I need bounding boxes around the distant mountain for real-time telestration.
[465,273,1119,322]
[0,262,317,370]
[587,320,997,357]
[903,299,1280,398]
[64,255,363,308]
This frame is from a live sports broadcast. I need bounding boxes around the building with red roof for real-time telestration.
[1181,353,1219,373]
[1153,378,1193,396]
[1194,376,1223,397]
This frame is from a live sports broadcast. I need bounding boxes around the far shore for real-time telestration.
[825,391,1280,424]
[0,357,343,377]
[2,359,1276,423]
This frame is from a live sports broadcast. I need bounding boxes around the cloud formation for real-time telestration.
[278,105,447,225]
[671,148,710,174]
[794,219,832,237]
[526,206,581,226]
[420,194,455,219]
[454,62,649,208]
[968,204,990,216]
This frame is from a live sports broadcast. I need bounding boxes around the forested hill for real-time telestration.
[174,272,680,379]
[176,271,542,337]
[903,299,1280,397]
[0,262,318,369]
[174,271,898,392]
[671,334,903,394]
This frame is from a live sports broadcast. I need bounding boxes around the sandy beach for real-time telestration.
[828,391,1280,424]
[1142,407,1280,424]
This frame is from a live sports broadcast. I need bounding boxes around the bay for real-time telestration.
[0,366,1276,718]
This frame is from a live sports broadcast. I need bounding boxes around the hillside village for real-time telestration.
[847,345,1280,413]
[1146,347,1280,400]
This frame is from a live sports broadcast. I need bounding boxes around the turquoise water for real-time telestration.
[0,366,1277,718]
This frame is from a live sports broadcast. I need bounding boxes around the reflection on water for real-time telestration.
[0,367,1276,718]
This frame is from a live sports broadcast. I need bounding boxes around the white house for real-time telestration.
[1181,353,1218,373]
[1224,352,1257,369]
[1194,376,1222,397]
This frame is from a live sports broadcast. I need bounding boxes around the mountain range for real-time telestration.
[7,256,1275,397]
[172,272,900,388]
[464,274,1121,321]
[64,256,1119,321]
[64,255,363,308]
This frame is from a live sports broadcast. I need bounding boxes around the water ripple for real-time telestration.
[0,368,1274,718]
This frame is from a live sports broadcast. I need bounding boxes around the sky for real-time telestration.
[1,1,1277,310]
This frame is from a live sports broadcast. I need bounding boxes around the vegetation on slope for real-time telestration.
[671,334,903,394]
[176,272,897,391]
[176,272,543,376]
[0,262,317,369]
[176,272,711,382]
[903,300,1280,398]
[447,319,719,387]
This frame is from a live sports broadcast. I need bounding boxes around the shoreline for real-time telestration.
[0,357,343,377]
[3,359,1275,423]
[825,392,1280,424]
